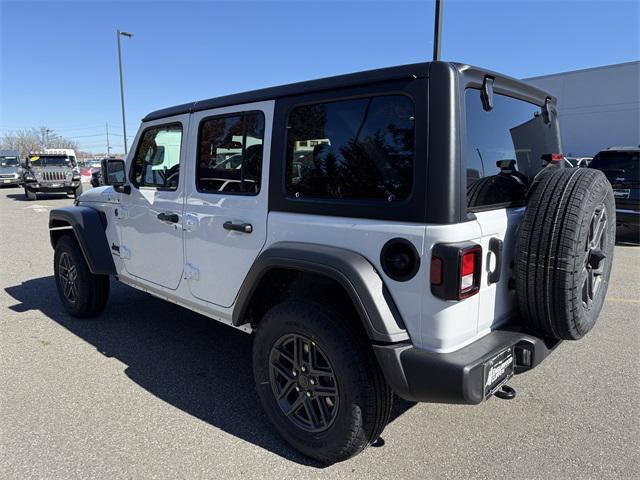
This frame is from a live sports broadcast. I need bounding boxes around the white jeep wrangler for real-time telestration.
[49,62,615,463]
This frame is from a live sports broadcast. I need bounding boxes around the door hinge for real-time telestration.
[184,263,200,281]
[184,213,199,231]
[115,205,129,220]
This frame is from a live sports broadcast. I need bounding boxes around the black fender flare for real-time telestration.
[232,241,409,343]
[49,206,116,275]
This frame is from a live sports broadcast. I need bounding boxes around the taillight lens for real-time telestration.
[430,243,482,301]
[458,246,482,299]
[551,153,564,162]
[430,256,443,285]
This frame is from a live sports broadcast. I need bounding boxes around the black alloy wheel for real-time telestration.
[269,333,339,433]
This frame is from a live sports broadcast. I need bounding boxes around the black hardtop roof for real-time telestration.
[143,62,431,122]
[142,61,554,122]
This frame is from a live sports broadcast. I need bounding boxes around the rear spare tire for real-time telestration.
[515,168,615,340]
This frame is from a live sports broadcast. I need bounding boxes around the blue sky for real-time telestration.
[1,0,639,153]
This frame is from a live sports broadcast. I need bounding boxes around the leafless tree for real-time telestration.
[0,127,79,158]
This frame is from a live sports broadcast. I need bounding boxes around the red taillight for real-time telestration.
[430,243,482,301]
[458,246,481,299]
[430,256,443,285]
[551,153,564,162]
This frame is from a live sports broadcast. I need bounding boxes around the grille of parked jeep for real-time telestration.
[0,174,15,179]
[42,171,65,181]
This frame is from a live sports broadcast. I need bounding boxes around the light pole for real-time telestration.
[117,30,133,155]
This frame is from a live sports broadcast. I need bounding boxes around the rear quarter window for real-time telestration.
[465,89,561,211]
[285,95,415,203]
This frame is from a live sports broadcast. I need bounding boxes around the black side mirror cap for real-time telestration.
[101,158,129,193]
[481,76,494,111]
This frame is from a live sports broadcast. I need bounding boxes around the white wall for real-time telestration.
[526,61,640,157]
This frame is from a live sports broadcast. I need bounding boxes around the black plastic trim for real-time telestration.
[49,206,116,275]
[233,241,407,342]
[373,326,561,404]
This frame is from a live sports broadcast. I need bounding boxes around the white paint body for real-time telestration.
[78,100,518,353]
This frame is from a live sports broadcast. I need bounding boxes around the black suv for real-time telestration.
[590,147,639,232]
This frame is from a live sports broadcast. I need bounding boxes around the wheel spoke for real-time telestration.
[272,359,294,382]
[303,397,322,429]
[313,385,338,397]
[277,379,296,401]
[285,393,305,416]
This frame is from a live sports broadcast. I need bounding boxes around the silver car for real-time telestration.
[0,150,23,187]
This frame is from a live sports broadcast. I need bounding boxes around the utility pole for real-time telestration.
[106,122,111,156]
[117,30,133,155]
[433,0,444,61]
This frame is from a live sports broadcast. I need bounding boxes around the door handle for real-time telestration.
[157,212,179,223]
[488,237,503,285]
[223,221,253,234]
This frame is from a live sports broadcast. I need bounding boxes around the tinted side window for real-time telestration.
[465,90,560,210]
[132,124,183,190]
[197,112,265,194]
[285,95,414,202]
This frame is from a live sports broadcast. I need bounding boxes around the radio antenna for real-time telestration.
[433,0,444,61]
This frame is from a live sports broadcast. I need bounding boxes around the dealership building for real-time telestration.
[525,61,640,157]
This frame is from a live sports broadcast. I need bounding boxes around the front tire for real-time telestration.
[54,235,110,318]
[253,300,392,464]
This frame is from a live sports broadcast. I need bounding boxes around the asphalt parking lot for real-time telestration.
[1,184,638,479]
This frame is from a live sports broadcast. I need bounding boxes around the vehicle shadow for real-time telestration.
[4,276,415,467]
[5,192,73,202]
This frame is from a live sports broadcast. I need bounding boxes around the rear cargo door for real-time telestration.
[464,87,561,333]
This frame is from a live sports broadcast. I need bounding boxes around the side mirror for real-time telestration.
[102,159,130,194]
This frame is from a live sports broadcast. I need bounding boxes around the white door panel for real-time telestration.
[119,115,189,290]
[184,101,273,307]
[474,208,524,333]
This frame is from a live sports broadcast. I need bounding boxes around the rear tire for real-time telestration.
[253,299,392,464]
[24,186,36,200]
[515,168,615,340]
[54,235,110,318]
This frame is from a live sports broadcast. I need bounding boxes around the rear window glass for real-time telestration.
[285,95,415,202]
[590,151,639,176]
[465,89,561,210]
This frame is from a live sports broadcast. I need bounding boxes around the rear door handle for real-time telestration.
[223,221,253,234]
[157,212,179,223]
[488,237,503,285]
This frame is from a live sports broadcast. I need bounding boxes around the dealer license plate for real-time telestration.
[614,189,630,199]
[483,347,514,398]
[50,183,61,188]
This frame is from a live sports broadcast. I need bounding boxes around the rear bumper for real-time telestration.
[373,327,560,405]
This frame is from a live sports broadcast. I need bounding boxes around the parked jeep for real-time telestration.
[23,149,82,200]
[49,62,615,463]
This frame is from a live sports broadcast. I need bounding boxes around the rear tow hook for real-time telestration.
[494,384,516,400]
